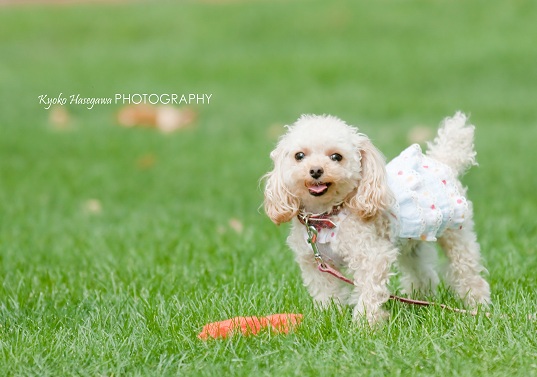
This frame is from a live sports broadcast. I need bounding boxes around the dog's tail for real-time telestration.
[425,112,477,176]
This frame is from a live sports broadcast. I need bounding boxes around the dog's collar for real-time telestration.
[297,203,344,231]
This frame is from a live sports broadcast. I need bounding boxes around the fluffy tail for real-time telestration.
[425,112,477,176]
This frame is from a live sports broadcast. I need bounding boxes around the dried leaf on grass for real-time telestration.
[407,125,433,144]
[116,104,197,133]
[136,154,157,170]
[266,123,285,140]
[82,199,102,215]
[228,218,244,234]
[48,106,72,131]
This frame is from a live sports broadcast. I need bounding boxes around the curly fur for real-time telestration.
[263,113,490,325]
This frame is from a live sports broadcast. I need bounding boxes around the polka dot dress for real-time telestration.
[386,144,468,241]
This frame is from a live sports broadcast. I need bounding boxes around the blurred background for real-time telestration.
[1,0,537,373]
[1,0,536,326]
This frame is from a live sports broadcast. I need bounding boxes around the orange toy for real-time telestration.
[198,313,303,340]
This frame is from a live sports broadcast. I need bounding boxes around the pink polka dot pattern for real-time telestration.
[386,144,469,241]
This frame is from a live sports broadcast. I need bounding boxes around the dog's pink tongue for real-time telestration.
[309,184,327,193]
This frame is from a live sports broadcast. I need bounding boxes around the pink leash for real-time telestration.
[317,257,480,314]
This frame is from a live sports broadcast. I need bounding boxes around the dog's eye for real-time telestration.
[295,152,305,161]
[330,153,343,162]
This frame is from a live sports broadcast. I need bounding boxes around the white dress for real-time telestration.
[386,144,468,242]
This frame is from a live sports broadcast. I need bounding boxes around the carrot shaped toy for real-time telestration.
[198,313,303,340]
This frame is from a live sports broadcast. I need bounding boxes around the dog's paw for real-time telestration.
[352,306,389,326]
[461,278,491,308]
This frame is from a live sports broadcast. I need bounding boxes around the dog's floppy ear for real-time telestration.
[346,135,393,220]
[263,146,299,225]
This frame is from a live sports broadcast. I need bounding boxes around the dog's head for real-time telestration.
[263,114,392,225]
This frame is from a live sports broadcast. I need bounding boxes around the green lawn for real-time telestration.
[1,0,536,375]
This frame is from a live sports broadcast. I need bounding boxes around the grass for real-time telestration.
[1,0,536,375]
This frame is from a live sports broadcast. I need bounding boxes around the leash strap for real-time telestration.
[317,263,355,285]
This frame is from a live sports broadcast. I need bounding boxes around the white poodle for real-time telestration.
[263,112,490,325]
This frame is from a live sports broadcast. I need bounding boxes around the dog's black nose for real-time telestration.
[309,166,324,179]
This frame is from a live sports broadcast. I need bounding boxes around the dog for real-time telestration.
[263,112,491,325]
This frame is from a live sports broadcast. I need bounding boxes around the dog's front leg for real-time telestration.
[295,252,351,309]
[344,239,399,325]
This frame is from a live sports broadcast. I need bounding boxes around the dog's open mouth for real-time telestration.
[307,182,332,196]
